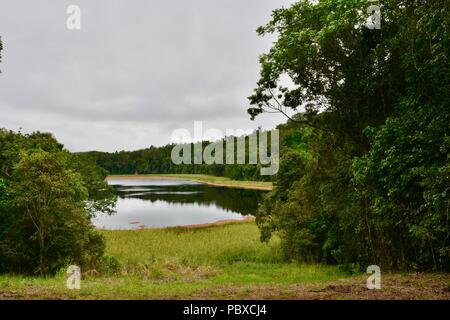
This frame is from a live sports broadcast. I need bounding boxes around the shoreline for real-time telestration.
[181,216,255,229]
[96,217,256,232]
[106,174,273,191]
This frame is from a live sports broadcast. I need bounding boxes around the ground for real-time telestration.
[0,221,449,300]
[107,174,273,190]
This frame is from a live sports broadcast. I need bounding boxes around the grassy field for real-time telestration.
[107,174,273,190]
[0,221,449,300]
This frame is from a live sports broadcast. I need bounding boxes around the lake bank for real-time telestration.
[107,174,273,191]
[1,220,449,300]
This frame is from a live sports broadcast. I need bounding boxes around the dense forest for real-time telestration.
[82,135,276,181]
[250,0,449,271]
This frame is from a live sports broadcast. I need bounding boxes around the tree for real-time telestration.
[11,151,90,275]
[248,0,409,151]
[251,0,450,270]
[69,153,117,216]
[0,130,115,275]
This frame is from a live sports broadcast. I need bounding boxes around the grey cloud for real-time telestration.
[0,0,294,152]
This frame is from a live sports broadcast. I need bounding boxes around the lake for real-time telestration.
[92,178,266,230]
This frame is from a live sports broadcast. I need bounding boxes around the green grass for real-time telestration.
[2,221,448,299]
[102,221,281,266]
[0,221,351,299]
[101,222,345,284]
[107,174,273,190]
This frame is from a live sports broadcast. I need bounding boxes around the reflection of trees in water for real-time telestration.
[114,184,265,216]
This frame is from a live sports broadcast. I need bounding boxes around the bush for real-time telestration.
[0,130,115,275]
[98,255,122,275]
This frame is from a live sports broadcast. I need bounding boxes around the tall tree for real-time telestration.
[250,0,450,270]
[248,0,409,152]
[0,130,115,275]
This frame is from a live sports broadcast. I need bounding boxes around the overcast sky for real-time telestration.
[0,0,295,152]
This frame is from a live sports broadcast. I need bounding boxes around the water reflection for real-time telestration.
[92,179,266,230]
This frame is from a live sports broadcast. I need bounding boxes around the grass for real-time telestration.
[102,221,281,266]
[107,174,273,190]
[0,221,349,299]
[1,221,449,299]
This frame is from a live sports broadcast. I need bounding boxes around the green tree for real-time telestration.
[251,0,449,270]
[248,0,405,151]
[0,130,115,275]
[69,153,117,216]
[11,151,83,274]
[9,151,97,275]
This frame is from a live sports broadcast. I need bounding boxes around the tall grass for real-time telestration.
[0,222,351,299]
[100,221,347,284]
[101,222,282,267]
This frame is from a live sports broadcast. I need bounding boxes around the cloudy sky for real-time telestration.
[0,0,294,152]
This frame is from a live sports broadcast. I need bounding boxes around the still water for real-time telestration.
[92,178,266,230]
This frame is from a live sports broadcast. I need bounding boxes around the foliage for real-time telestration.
[352,105,450,270]
[0,129,116,275]
[251,0,450,271]
[84,132,276,182]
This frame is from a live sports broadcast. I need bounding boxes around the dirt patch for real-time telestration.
[1,273,449,300]
[189,274,450,300]
[182,217,255,229]
[131,216,255,231]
